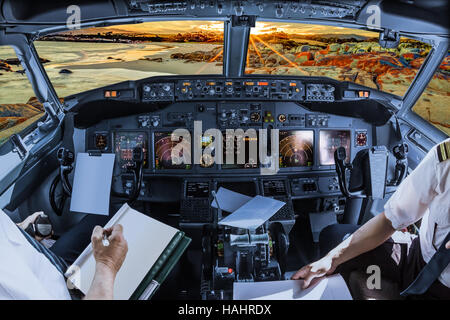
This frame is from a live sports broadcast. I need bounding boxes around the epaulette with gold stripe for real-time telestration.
[437,141,450,162]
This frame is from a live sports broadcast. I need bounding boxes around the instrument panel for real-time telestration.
[86,101,372,175]
[95,75,378,105]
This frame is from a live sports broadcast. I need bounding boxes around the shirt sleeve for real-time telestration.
[384,145,439,230]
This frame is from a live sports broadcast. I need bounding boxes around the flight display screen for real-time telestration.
[279,130,314,167]
[114,132,148,170]
[154,132,191,170]
[319,130,351,165]
[222,132,258,169]
[199,135,215,168]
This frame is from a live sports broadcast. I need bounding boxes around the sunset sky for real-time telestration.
[95,20,377,37]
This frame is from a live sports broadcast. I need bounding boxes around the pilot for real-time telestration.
[293,138,450,299]
[0,209,128,299]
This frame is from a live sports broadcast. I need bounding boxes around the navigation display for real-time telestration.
[154,132,191,170]
[222,132,258,169]
[114,132,148,170]
[319,130,351,165]
[279,130,314,167]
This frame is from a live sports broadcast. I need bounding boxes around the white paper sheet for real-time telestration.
[70,152,115,215]
[211,187,252,213]
[218,195,285,230]
[233,274,352,300]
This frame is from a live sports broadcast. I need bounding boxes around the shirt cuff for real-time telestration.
[384,201,408,230]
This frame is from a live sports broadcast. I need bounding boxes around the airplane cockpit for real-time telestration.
[0,0,448,301]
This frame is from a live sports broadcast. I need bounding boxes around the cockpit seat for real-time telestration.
[347,270,401,300]
[319,223,403,300]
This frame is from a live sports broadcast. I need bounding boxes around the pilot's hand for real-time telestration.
[17,211,43,230]
[91,224,128,275]
[446,240,450,250]
[17,211,53,241]
[291,255,336,289]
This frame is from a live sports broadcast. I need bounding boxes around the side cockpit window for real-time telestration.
[412,53,450,136]
[0,45,45,146]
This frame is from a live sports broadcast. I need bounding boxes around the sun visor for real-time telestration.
[1,0,118,24]
[356,1,448,35]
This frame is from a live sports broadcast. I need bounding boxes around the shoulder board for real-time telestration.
[437,141,450,162]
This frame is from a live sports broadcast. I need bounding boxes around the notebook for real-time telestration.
[65,203,191,300]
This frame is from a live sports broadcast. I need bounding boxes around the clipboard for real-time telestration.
[70,151,115,215]
[66,203,191,300]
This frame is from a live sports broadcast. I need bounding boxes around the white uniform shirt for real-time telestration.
[0,209,71,299]
[384,138,450,288]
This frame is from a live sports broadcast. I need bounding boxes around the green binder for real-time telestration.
[130,231,191,300]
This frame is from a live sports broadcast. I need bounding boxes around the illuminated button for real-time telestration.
[104,91,111,98]
[111,91,118,97]
[257,81,268,86]
[289,82,297,86]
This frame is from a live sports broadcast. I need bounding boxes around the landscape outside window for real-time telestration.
[245,22,431,97]
[412,54,450,135]
[0,46,44,146]
[34,21,224,98]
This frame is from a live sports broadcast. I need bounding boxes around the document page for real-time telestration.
[211,187,252,213]
[70,152,115,215]
[233,274,352,300]
[218,195,285,230]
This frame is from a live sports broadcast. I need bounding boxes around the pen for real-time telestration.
[102,231,110,246]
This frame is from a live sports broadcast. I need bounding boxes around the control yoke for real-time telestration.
[334,146,356,198]
[129,146,144,202]
[334,146,389,200]
[49,147,75,216]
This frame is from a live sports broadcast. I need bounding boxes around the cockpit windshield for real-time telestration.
[34,21,224,98]
[245,22,431,97]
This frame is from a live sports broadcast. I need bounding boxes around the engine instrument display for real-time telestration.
[199,135,215,168]
[279,130,314,167]
[95,132,108,150]
[114,132,148,170]
[222,132,258,169]
[319,130,351,165]
[154,132,191,170]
